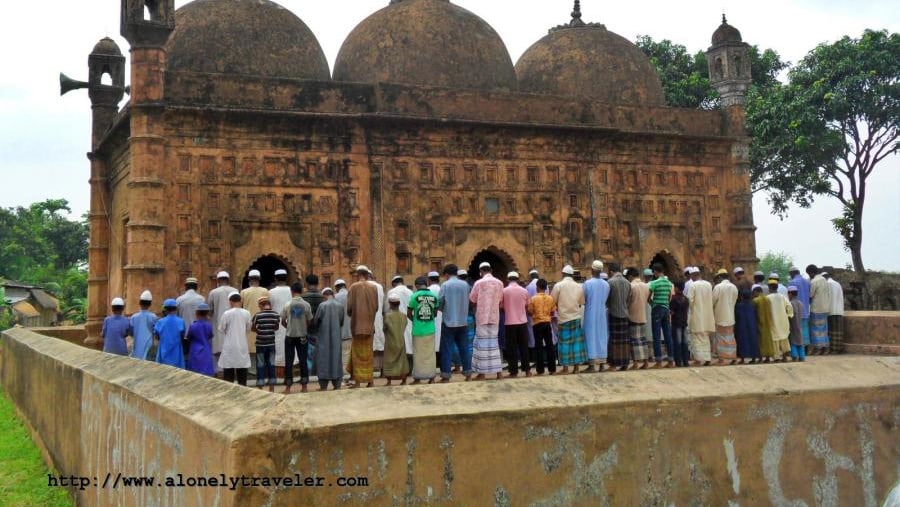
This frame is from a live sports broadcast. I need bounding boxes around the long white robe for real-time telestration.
[386,284,414,354]
[687,280,715,334]
[767,293,793,341]
[370,281,386,351]
[268,285,293,367]
[429,282,443,352]
[335,288,352,339]
[712,280,739,326]
[207,284,236,354]
[217,307,252,369]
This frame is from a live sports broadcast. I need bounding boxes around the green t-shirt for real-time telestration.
[408,289,438,337]
[648,276,673,308]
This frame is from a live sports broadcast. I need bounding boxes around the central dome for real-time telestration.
[333,0,517,91]
[165,0,330,81]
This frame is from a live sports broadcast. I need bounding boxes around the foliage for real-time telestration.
[0,287,13,331]
[758,251,795,284]
[748,30,899,273]
[0,199,89,325]
[0,391,73,506]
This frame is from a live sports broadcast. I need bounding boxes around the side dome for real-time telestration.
[333,0,517,91]
[165,0,330,80]
[712,15,743,45]
[92,37,122,56]
[515,8,665,106]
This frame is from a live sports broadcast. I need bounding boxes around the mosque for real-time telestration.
[64,0,758,338]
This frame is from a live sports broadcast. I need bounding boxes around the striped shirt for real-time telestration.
[648,277,673,308]
[252,309,280,347]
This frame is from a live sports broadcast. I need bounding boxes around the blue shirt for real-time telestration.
[790,274,811,319]
[439,277,471,328]
[154,314,186,368]
[102,314,131,356]
[130,310,158,360]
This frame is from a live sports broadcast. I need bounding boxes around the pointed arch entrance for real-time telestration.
[467,246,518,282]
[648,250,681,281]
[242,254,299,289]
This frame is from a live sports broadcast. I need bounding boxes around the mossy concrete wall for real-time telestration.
[2,327,898,506]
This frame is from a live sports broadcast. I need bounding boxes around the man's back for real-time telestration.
[440,277,471,327]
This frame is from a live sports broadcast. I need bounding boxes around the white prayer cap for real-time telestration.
[769,272,780,280]
[683,267,691,274]
[754,271,765,277]
[248,269,261,278]
[356,265,370,273]
[457,269,468,277]
[528,269,539,276]
[689,267,701,274]
[228,291,241,300]
[111,297,125,306]
[507,271,520,279]
[335,279,347,286]
[388,294,401,303]
[391,275,404,283]
[733,267,745,274]
[139,290,153,302]
[591,260,604,271]
[427,271,440,278]
[322,287,334,295]
[789,266,800,273]
[562,265,575,275]
[751,284,762,291]
[479,262,492,270]
[274,269,288,276]
[217,271,230,279]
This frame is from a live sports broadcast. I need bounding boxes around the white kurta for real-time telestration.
[217,307,252,369]
[386,285,414,354]
[207,285,236,354]
[712,280,739,326]
[335,288,352,340]
[429,282,443,352]
[828,279,844,316]
[268,285,293,367]
[767,293,794,341]
[370,281,386,351]
[687,280,715,334]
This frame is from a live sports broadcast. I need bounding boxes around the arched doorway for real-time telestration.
[242,254,297,289]
[467,247,518,283]
[648,250,681,281]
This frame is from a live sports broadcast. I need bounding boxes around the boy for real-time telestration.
[668,282,690,367]
[734,289,760,364]
[407,277,438,384]
[218,292,252,385]
[526,279,556,375]
[281,282,312,393]
[130,290,157,360]
[383,294,410,385]
[787,286,806,362]
[186,303,215,376]
[154,299,186,368]
[102,297,131,356]
[252,297,280,391]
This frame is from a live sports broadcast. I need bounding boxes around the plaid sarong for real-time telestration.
[715,325,737,359]
[558,319,587,366]
[473,324,502,374]
[828,315,844,353]
[350,334,374,383]
[689,332,712,361]
[801,318,810,345]
[809,312,829,348]
[629,322,650,361]
[609,317,631,367]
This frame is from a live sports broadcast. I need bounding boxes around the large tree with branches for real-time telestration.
[747,30,899,273]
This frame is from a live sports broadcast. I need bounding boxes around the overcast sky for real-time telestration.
[1,0,897,271]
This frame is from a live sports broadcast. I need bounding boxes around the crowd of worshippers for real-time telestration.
[99,259,846,391]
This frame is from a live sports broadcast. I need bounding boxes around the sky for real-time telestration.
[1,0,897,271]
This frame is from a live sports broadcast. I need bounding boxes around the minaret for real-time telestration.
[120,0,175,314]
[61,38,127,342]
[706,14,752,107]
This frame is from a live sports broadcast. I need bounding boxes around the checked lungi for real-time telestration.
[809,313,830,348]
[557,319,587,366]
[689,332,712,362]
[609,316,631,367]
[801,318,811,345]
[629,322,650,361]
[350,334,374,383]
[828,315,844,353]
[715,325,737,360]
[472,323,502,374]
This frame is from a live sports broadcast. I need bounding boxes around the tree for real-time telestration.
[748,30,899,273]
[758,251,795,284]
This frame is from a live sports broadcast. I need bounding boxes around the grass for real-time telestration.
[0,390,72,507]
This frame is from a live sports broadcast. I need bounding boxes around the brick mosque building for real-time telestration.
[65,0,758,338]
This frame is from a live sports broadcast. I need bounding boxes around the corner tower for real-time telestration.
[706,14,752,107]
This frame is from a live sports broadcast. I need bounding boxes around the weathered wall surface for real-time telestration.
[2,327,898,506]
[845,311,900,355]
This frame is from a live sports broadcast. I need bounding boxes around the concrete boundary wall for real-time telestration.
[2,327,898,506]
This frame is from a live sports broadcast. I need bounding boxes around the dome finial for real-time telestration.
[572,1,583,22]
[552,0,604,32]
[722,12,728,24]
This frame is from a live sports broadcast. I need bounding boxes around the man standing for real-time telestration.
[368,270,386,375]
[347,265,379,388]
[218,292,252,385]
[386,275,413,367]
[427,271,443,364]
[551,265,587,374]
[314,287,345,391]
[525,269,541,358]
[176,277,205,330]
[733,267,752,293]
[130,290,157,360]
[753,285,776,362]
[501,271,531,377]
[251,296,279,391]
[269,269,293,373]
[102,297,131,356]
[607,264,632,371]
[408,277,439,384]
[302,274,325,374]
[438,264,472,382]
[281,282,312,393]
[469,262,504,381]
[648,263,675,368]
[712,268,739,365]
[582,260,610,372]
[687,268,715,366]
[807,264,831,354]
[185,303,215,376]
[155,299,186,368]
[626,267,651,369]
[767,279,794,362]
[789,266,811,348]
[824,272,845,354]
[207,271,236,366]
[334,278,353,376]
[753,271,770,295]
[769,273,788,296]
[241,269,269,375]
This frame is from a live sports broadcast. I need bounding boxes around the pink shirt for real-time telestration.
[469,274,504,326]
[502,283,530,325]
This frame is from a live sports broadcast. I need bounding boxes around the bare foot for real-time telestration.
[411,379,421,385]
[428,378,435,384]
[495,373,503,380]
[439,378,450,384]
[652,362,662,369]
[400,379,407,385]
[301,385,308,393]
[474,374,485,381]
[525,371,533,377]
[464,375,472,382]
[366,382,374,388]
[284,386,292,394]
[268,385,274,392]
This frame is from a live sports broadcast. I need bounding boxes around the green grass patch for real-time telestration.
[0,390,72,507]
